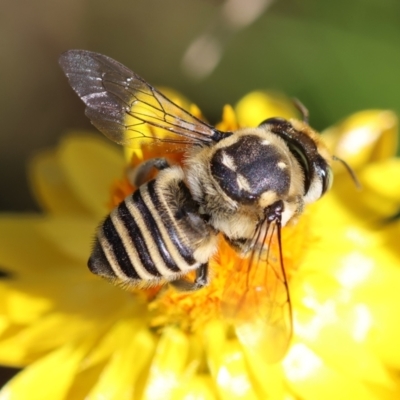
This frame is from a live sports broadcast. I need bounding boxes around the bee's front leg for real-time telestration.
[169,263,209,292]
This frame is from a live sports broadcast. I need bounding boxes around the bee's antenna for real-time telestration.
[292,98,309,124]
[332,155,362,190]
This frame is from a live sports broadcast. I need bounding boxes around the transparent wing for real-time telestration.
[221,217,293,363]
[59,50,229,148]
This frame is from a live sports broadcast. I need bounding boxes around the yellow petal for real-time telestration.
[216,105,239,132]
[296,221,400,372]
[302,223,400,289]
[81,317,144,369]
[86,322,155,400]
[64,363,106,400]
[283,343,377,400]
[367,302,400,369]
[5,286,52,325]
[0,215,70,274]
[143,327,190,400]
[0,342,87,400]
[202,321,226,376]
[381,218,400,265]
[204,323,259,400]
[29,149,92,215]
[37,216,97,262]
[235,91,299,128]
[309,188,378,230]
[360,158,400,202]
[213,340,259,400]
[0,215,105,323]
[323,110,398,171]
[0,288,11,334]
[352,249,400,368]
[0,312,98,366]
[58,132,125,218]
[242,346,285,399]
[326,158,400,221]
[0,317,9,338]
[173,375,218,400]
[295,283,394,388]
[189,103,204,120]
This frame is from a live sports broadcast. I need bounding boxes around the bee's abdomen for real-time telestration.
[88,177,202,285]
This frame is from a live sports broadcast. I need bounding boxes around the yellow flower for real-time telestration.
[0,90,400,399]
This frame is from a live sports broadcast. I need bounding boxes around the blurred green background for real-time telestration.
[1,0,400,212]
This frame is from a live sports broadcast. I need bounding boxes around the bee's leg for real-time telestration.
[128,157,170,187]
[169,263,209,292]
[224,235,251,254]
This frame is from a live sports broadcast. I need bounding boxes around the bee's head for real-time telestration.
[209,116,333,212]
[258,117,333,204]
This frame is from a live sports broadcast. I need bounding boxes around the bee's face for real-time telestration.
[206,116,333,215]
[259,117,333,204]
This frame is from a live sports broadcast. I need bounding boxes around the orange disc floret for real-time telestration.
[108,177,135,210]
[148,214,310,332]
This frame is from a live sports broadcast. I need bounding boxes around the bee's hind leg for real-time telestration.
[169,263,209,292]
[128,157,170,187]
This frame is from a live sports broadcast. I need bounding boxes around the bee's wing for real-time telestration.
[221,218,292,363]
[59,50,229,148]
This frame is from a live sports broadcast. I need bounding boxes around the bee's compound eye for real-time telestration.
[258,117,288,128]
[316,162,334,196]
[325,165,334,193]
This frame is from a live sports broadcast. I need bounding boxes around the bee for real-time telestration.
[59,50,346,360]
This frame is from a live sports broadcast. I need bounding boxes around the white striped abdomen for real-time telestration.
[88,166,216,286]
